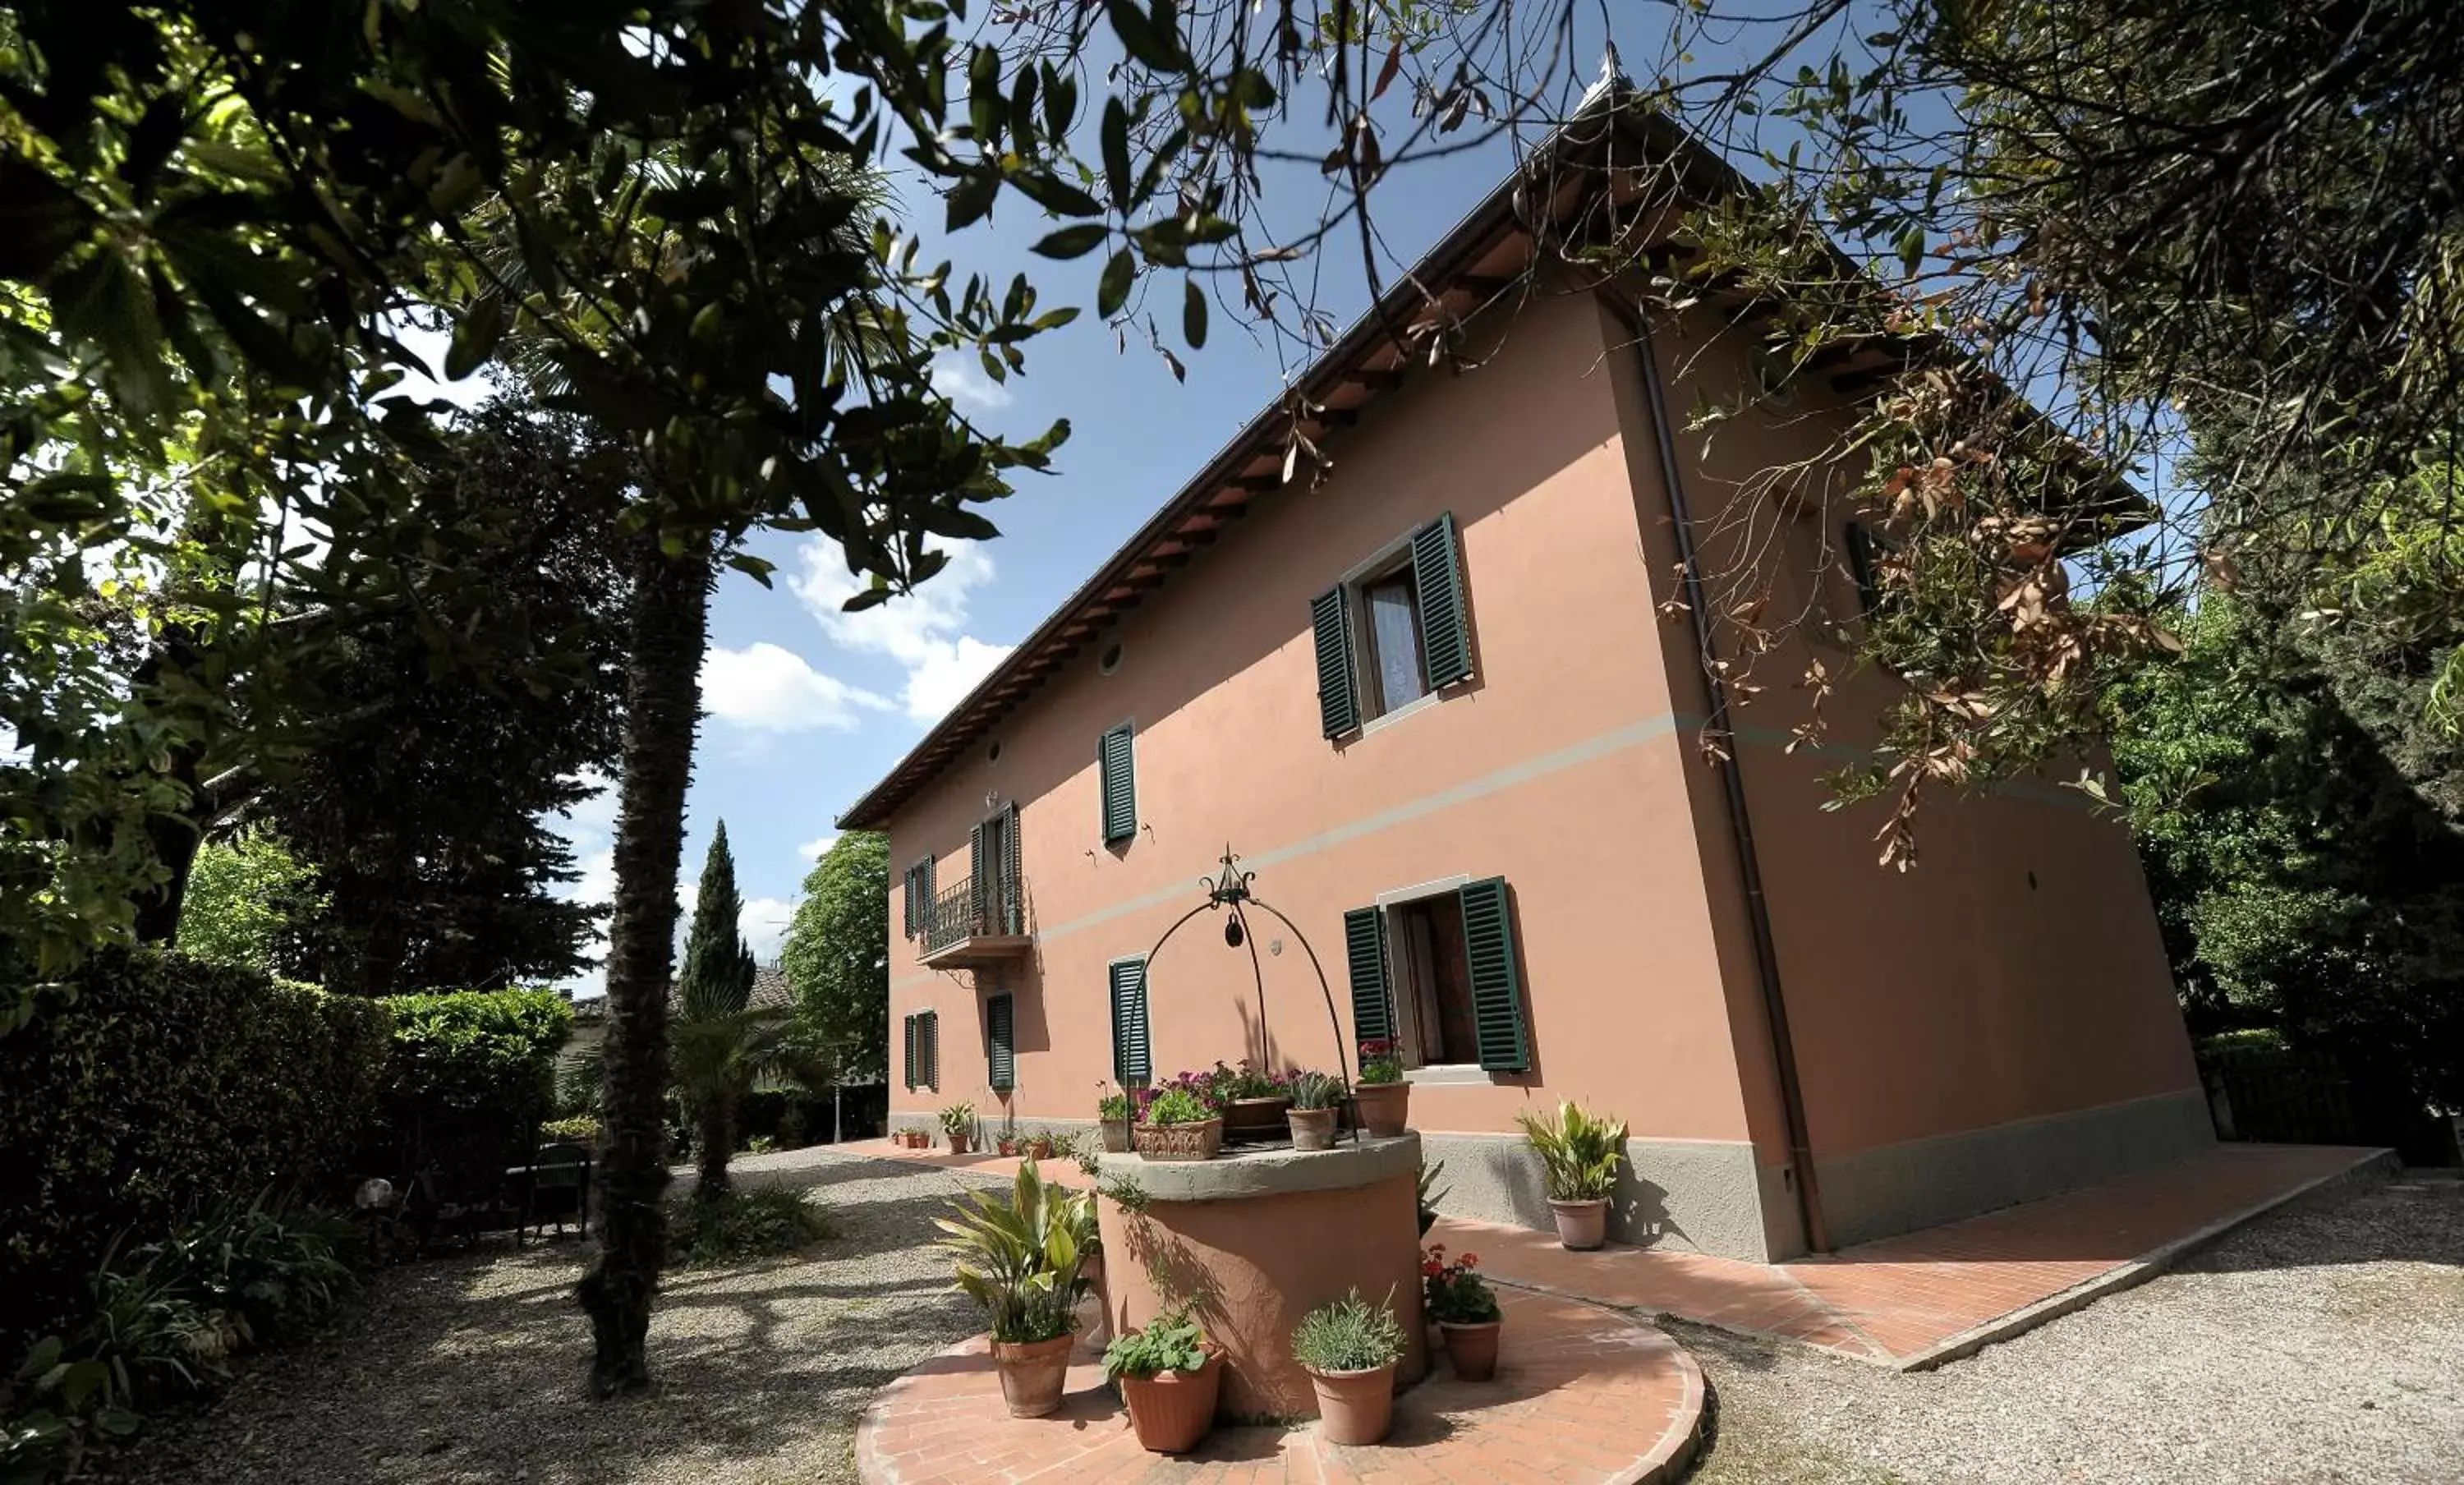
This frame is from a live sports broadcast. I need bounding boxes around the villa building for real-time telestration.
[838,103,2208,1261]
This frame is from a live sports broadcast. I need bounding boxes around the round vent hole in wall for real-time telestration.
[1099,641,1125,675]
[988,739,1004,764]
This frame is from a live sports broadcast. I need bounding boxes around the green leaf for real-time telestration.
[1182,277,1207,349]
[1102,99,1133,212]
[444,296,506,380]
[945,171,1000,232]
[1032,224,1108,260]
[1098,248,1134,318]
[1009,170,1105,218]
[1105,0,1187,71]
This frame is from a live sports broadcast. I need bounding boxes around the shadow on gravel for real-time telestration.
[98,1165,991,1485]
[2177,1167,2463,1277]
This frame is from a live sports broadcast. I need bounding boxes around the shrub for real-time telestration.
[1102,1311,1207,1381]
[1515,1101,1627,1201]
[669,1187,835,1267]
[1421,1244,1500,1325]
[0,949,389,1351]
[1142,1088,1212,1127]
[1287,1071,1346,1110]
[1356,1039,1403,1085]
[379,989,571,1192]
[939,1101,976,1138]
[1289,1288,1403,1373]
[540,1115,600,1147]
[935,1164,1095,1343]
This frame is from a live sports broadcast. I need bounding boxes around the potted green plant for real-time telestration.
[940,1102,977,1155]
[1133,1085,1222,1161]
[1024,1128,1056,1160]
[1353,1040,1409,1137]
[1514,1100,1627,1250]
[996,1128,1021,1156]
[1421,1244,1503,1381]
[1211,1060,1290,1139]
[1285,1071,1346,1151]
[1101,1310,1223,1452]
[1096,1091,1133,1152]
[1290,1287,1404,1446]
[934,1162,1097,1417]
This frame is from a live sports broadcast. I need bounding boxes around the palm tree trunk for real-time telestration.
[577,535,710,1399]
[692,1090,734,1203]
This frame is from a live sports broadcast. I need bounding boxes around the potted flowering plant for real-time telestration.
[1132,1083,1223,1161]
[1101,1310,1223,1452]
[940,1102,976,1155]
[1422,1244,1503,1381]
[1290,1287,1404,1446]
[1353,1040,1410,1137]
[1515,1101,1627,1250]
[935,1162,1097,1417]
[996,1128,1021,1156]
[1096,1091,1134,1152]
[1285,1070,1345,1151]
[1209,1060,1290,1140]
[1024,1128,1056,1160]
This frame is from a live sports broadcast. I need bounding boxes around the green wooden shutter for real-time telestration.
[1099,723,1137,844]
[903,1014,917,1090]
[1411,513,1473,689]
[1109,958,1151,1085]
[1000,802,1023,933]
[968,820,989,929]
[1457,877,1530,1072]
[921,1010,940,1088]
[986,994,1014,1091]
[1344,906,1394,1049]
[1311,587,1359,739]
[901,864,917,939]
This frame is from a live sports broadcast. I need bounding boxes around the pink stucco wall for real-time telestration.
[881,284,1758,1147]
[1607,308,2202,1165]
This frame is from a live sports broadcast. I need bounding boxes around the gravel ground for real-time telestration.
[1685,1168,2464,1485]
[101,1150,1012,1485]
[95,1156,2463,1485]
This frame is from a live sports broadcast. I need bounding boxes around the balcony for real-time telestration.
[919,871,1032,970]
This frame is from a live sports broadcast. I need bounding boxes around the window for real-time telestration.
[986,993,1015,1092]
[1098,722,1136,844]
[1343,877,1529,1072]
[900,856,935,940]
[1843,521,1882,618]
[1108,957,1151,1086]
[1311,513,1474,739]
[968,803,1022,936]
[903,1009,940,1090]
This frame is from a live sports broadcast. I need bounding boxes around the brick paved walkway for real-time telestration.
[1449,1142,2390,1368]
[854,1138,2388,1370]
[854,1285,1702,1485]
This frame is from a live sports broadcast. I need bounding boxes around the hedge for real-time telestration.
[0,949,392,1348]
[379,989,572,1191]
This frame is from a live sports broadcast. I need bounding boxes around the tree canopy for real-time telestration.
[781,832,890,1087]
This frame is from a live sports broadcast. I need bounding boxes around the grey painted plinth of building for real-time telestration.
[1418,1130,1783,1262]
[1096,1133,1420,1203]
[1811,1087,2218,1249]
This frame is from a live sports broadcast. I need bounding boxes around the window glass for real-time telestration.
[1365,571,1426,714]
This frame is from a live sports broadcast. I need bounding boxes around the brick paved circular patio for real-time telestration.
[855,1285,1703,1485]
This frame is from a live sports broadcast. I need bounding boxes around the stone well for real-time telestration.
[1093,1133,1427,1422]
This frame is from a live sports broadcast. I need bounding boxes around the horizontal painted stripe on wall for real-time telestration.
[892,709,2109,991]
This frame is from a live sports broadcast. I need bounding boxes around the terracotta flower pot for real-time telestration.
[1119,1349,1224,1452]
[990,1332,1076,1418]
[1223,1096,1292,1139]
[1027,1137,1055,1159]
[1303,1361,1398,1446]
[1287,1106,1338,1152]
[947,1131,972,1155]
[1133,1116,1223,1161]
[1354,1083,1410,1138]
[1548,1197,1610,1251]
[1440,1319,1502,1382]
[997,1138,1019,1156]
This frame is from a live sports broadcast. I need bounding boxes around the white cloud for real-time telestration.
[791,540,1014,724]
[798,834,839,862]
[699,641,893,732]
[741,896,795,962]
[931,356,1014,412]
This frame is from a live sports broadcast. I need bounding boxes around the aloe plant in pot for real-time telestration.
[1515,1101,1627,1250]
[939,1101,976,1155]
[934,1161,1097,1416]
[1285,1070,1345,1151]
[1102,1311,1222,1452]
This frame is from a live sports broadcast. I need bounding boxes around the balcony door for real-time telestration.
[968,802,1022,936]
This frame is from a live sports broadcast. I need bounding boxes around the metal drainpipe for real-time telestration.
[1623,307,1832,1255]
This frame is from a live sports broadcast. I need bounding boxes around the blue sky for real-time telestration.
[526,8,1864,993]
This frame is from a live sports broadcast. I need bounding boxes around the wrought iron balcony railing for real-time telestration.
[920,871,1029,967]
